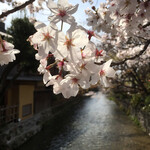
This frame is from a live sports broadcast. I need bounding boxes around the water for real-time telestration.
[16,92,150,150]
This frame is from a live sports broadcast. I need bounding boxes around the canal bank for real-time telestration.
[16,92,150,150]
[109,95,150,136]
[107,93,150,136]
[0,95,83,150]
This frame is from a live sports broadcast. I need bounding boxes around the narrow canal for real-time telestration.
[16,92,150,150]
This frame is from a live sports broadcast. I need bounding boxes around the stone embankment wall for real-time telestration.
[117,100,150,135]
[129,107,150,134]
[0,97,81,150]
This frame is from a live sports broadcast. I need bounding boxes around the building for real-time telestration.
[0,21,11,37]
[0,22,54,125]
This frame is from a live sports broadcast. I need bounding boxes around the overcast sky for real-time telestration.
[0,0,105,30]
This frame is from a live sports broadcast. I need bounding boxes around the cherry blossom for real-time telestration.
[0,39,20,65]
[55,27,89,62]
[60,73,90,98]
[91,59,116,87]
[46,74,63,95]
[47,0,79,24]
[28,23,57,59]
[99,59,115,87]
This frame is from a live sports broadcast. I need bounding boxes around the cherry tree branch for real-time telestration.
[111,40,150,66]
[95,39,150,66]
[143,22,150,28]
[0,0,35,19]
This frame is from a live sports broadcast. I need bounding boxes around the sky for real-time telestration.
[0,0,105,30]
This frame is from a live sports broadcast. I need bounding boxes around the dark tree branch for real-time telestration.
[143,22,150,28]
[0,0,35,19]
[132,67,148,94]
[95,40,150,66]
[112,40,150,66]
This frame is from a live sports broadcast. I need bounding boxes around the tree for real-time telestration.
[7,17,38,72]
[0,17,38,105]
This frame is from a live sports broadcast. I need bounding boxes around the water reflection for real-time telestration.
[17,92,150,150]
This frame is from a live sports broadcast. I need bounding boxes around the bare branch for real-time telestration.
[0,0,35,19]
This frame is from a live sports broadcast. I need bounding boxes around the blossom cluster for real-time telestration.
[86,0,150,43]
[86,0,150,68]
[28,0,116,98]
[0,37,20,65]
[2,0,150,98]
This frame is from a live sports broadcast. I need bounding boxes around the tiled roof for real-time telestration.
[0,22,11,37]
[7,75,43,81]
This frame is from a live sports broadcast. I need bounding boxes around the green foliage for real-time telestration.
[144,95,150,105]
[108,90,129,102]
[129,116,140,126]
[142,105,150,112]
[130,93,150,108]
[6,17,38,73]
[145,80,150,90]
[130,93,142,107]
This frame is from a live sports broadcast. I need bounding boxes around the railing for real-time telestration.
[0,105,19,126]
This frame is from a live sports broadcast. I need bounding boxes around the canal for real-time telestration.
[16,92,150,150]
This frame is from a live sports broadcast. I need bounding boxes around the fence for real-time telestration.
[0,105,18,126]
